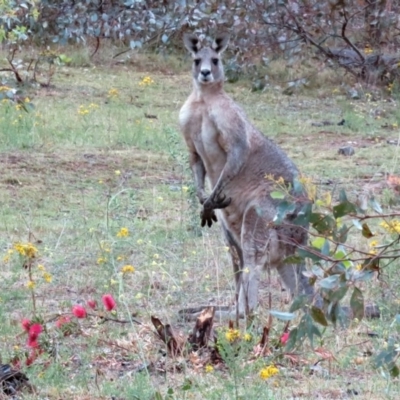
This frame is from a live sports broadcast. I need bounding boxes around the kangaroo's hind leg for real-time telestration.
[237,206,280,320]
[178,221,243,321]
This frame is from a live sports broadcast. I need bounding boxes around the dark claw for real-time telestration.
[200,193,231,228]
[201,208,218,228]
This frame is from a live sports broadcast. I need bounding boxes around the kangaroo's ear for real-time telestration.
[183,34,200,54]
[212,34,230,53]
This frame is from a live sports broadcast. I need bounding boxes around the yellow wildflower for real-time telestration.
[37,264,45,271]
[121,265,135,274]
[182,186,189,192]
[108,88,119,98]
[364,46,373,55]
[259,365,279,380]
[243,333,252,342]
[100,241,111,252]
[115,170,121,176]
[139,76,154,86]
[3,249,13,263]
[380,220,400,234]
[205,364,214,373]
[225,328,240,342]
[137,239,143,245]
[369,240,378,248]
[153,254,159,259]
[0,86,11,91]
[24,97,30,103]
[116,227,129,238]
[26,280,36,289]
[299,175,317,201]
[116,255,124,261]
[77,105,90,115]
[43,272,52,283]
[97,257,107,265]
[355,264,363,271]
[13,242,38,259]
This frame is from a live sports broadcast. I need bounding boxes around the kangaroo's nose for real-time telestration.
[201,69,211,77]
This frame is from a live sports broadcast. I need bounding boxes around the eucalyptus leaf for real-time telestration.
[269,310,295,321]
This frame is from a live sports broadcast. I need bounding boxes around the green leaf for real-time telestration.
[362,223,374,238]
[352,219,363,230]
[292,177,304,195]
[274,201,297,224]
[282,255,303,264]
[285,327,298,351]
[375,349,395,368]
[310,306,328,326]
[311,237,325,249]
[350,287,364,321]
[339,189,348,203]
[304,314,321,347]
[333,224,348,244]
[289,294,308,312]
[327,285,348,303]
[333,248,351,268]
[181,379,192,390]
[333,200,356,219]
[270,191,285,199]
[321,239,330,256]
[390,365,400,378]
[369,198,382,213]
[269,310,295,321]
[311,264,325,277]
[310,213,335,235]
[362,257,380,272]
[298,248,322,262]
[319,275,340,289]
[292,202,312,226]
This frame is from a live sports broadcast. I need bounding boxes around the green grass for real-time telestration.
[1,48,400,399]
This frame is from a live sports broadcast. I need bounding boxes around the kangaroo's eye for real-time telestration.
[212,58,219,66]
[194,59,201,66]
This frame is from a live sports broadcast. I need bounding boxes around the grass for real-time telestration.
[1,47,400,399]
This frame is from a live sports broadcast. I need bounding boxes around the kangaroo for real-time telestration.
[178,33,316,321]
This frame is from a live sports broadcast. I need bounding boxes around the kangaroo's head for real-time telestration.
[183,34,229,87]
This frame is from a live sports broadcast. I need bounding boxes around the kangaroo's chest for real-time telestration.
[180,100,226,175]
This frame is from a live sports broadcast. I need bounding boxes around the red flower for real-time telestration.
[11,358,21,369]
[25,349,39,366]
[55,316,71,328]
[87,300,97,310]
[72,305,87,318]
[102,294,116,311]
[25,354,35,366]
[21,319,31,332]
[280,332,290,345]
[27,337,39,348]
[28,323,43,340]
